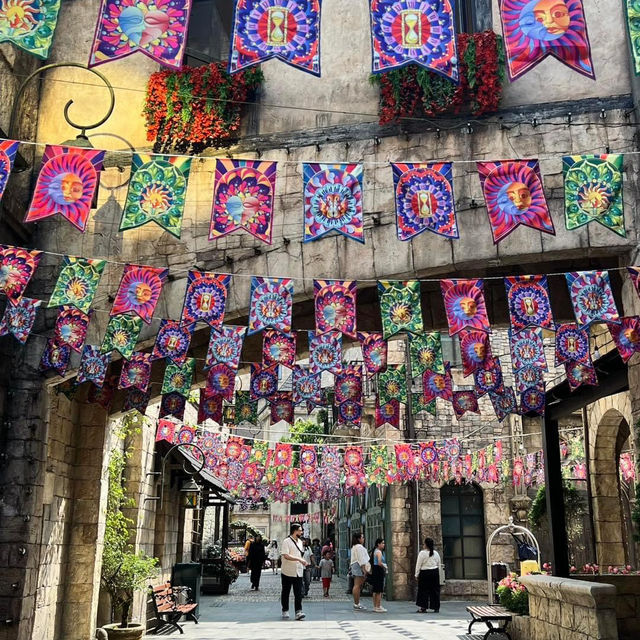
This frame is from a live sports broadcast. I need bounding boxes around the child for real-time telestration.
[319,550,334,597]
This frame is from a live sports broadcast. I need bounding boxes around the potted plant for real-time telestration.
[100,415,158,639]
[201,544,239,595]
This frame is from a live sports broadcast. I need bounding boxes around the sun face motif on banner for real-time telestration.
[555,322,590,365]
[0,139,19,201]
[452,390,479,419]
[392,162,458,240]
[120,154,191,238]
[197,389,223,424]
[314,279,357,337]
[111,264,168,324]
[563,154,624,236]
[505,274,555,331]
[510,327,547,372]
[490,386,517,422]
[378,365,407,404]
[205,363,236,400]
[608,317,640,363]
[250,362,279,399]
[54,307,91,352]
[41,338,71,376]
[152,319,192,365]
[378,280,423,338]
[292,365,322,406]
[100,313,144,360]
[159,392,186,420]
[565,361,597,391]
[474,357,504,397]
[477,160,554,244]
[181,271,230,329]
[0,296,40,343]
[566,270,619,328]
[262,330,296,368]
[335,366,363,404]
[25,146,105,231]
[235,390,259,424]
[409,332,445,376]
[77,345,111,387]
[441,279,490,335]
[248,277,293,334]
[119,352,152,392]
[376,398,399,427]
[48,256,106,313]
[0,245,42,305]
[303,163,364,243]
[89,0,192,68]
[0,0,61,58]
[162,358,195,397]
[230,0,321,76]
[459,330,492,376]
[423,364,453,403]
[309,330,342,375]
[204,325,245,371]
[210,159,277,244]
[411,393,436,417]
[358,331,388,375]
[370,1,458,79]
[499,0,594,81]
[123,387,151,414]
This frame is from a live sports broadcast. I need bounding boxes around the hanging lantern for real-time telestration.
[181,477,201,509]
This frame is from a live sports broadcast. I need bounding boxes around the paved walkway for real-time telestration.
[145,571,507,640]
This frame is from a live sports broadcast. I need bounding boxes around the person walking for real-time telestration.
[267,540,279,574]
[247,534,266,590]
[415,537,441,613]
[371,538,388,613]
[280,523,308,620]
[350,531,369,611]
[321,538,334,560]
[302,538,313,596]
[319,550,334,597]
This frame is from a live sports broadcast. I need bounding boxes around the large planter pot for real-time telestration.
[102,623,145,640]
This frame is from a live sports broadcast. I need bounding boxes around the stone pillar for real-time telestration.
[388,483,413,600]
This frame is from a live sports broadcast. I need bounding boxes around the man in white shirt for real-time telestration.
[280,523,308,620]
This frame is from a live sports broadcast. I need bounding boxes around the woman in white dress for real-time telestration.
[415,537,441,613]
[268,540,279,574]
[350,531,369,611]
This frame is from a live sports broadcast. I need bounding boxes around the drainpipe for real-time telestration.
[582,407,597,565]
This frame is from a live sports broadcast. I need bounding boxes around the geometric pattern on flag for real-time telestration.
[262,329,296,368]
[0,140,20,202]
[159,392,186,420]
[510,327,547,372]
[376,398,399,428]
[181,271,230,330]
[292,365,322,406]
[628,266,640,299]
[0,245,42,304]
[314,279,357,337]
[48,256,106,313]
[41,338,70,376]
[119,352,152,392]
[0,296,40,343]
[490,386,517,422]
[123,387,151,415]
[335,365,362,405]
[555,323,591,365]
[514,365,545,394]
[628,0,640,75]
[441,278,490,335]
[235,390,258,425]
[53,306,91,352]
[161,357,195,397]
[378,280,423,338]
[198,389,223,424]
[423,364,453,403]
[519,386,546,416]
[250,362,278,399]
[565,361,598,391]
[566,270,619,329]
[0,0,61,59]
[411,393,436,417]
[205,363,236,400]
[111,264,168,323]
[378,365,407,404]
[410,331,444,376]
[473,357,504,397]
[205,325,246,371]
[248,276,293,335]
[505,274,555,331]
[308,330,342,375]
[100,313,143,360]
[337,400,362,427]
[77,345,111,387]
[270,392,294,425]
[358,331,388,376]
[607,317,640,363]
[452,390,479,419]
[459,330,492,376]
[152,319,192,365]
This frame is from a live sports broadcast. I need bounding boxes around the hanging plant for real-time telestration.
[144,63,264,153]
[370,30,505,124]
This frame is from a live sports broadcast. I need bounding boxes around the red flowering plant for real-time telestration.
[144,62,264,152]
[370,30,505,125]
[496,573,529,616]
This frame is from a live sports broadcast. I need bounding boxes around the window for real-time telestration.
[184,0,234,66]
[441,482,486,579]
[454,0,492,33]
[441,335,463,369]
[290,502,308,516]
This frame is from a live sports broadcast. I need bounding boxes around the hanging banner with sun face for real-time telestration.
[119,352,152,392]
[376,398,400,428]
[370,1,458,79]
[181,271,230,330]
[510,327,548,372]
[152,319,192,365]
[77,345,111,387]
[378,280,423,338]
[123,387,151,415]
[335,365,363,405]
[357,332,388,376]
[205,325,246,371]
[505,274,555,331]
[303,163,364,243]
[566,270,619,329]
[48,256,106,313]
[459,330,492,376]
[441,279,490,335]
[627,1,640,75]
[162,358,195,396]
[0,0,61,58]
[0,296,40,344]
[608,317,640,363]
[499,0,594,81]
[378,365,407,404]
[235,390,258,425]
[89,0,192,68]
[159,392,186,420]
[210,159,277,244]
[248,277,293,335]
[100,313,144,360]
[205,363,236,400]
[197,388,223,424]
[314,279,357,337]
[477,160,554,244]
[423,364,453,403]
[25,146,105,232]
[565,361,597,391]
[520,386,546,416]
[229,0,322,76]
[555,322,591,365]
[563,154,625,236]
[308,330,342,375]
[292,365,322,406]
[54,307,91,353]
[411,393,436,417]
[0,245,42,305]
[452,390,480,419]
[120,154,191,238]
[409,331,444,376]
[262,329,297,368]
[0,139,19,201]
[392,162,458,240]
[111,264,168,324]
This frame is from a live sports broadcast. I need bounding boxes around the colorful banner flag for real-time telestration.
[119,352,152,392]
[627,0,640,74]
[210,159,277,244]
[198,389,223,424]
[77,345,111,387]
[248,277,293,335]
[608,317,640,363]
[53,307,91,352]
[411,393,436,417]
[358,331,388,375]
[152,319,192,365]
[459,330,492,377]
[100,313,144,360]
[205,363,236,400]
[378,280,423,338]
[392,162,458,240]
[505,274,555,331]
[520,386,546,416]
[452,390,479,419]
[0,296,40,343]
[423,364,453,403]
[314,279,357,337]
[335,365,363,404]
[477,159,554,243]
[25,146,104,231]
[490,386,517,422]
[111,264,168,324]
[441,279,490,335]
[378,365,407,404]
[89,0,192,68]
[303,163,364,243]
[41,338,70,376]
[48,256,106,313]
[510,327,548,372]
[566,270,619,328]
[88,373,117,410]
[0,0,61,58]
[181,271,230,329]
[292,365,322,406]
[565,361,598,391]
[0,140,20,201]
[236,390,258,424]
[205,325,245,371]
[628,266,640,298]
[309,330,342,375]
[229,0,321,76]
[376,398,400,428]
[474,357,504,397]
[159,392,186,420]
[499,0,594,81]
[123,387,151,414]
[270,392,294,424]
[156,419,177,443]
[514,365,545,393]
[250,362,279,399]
[370,1,458,79]
[262,330,297,368]
[410,332,444,376]
[563,154,625,236]
[0,245,42,305]
[555,323,591,365]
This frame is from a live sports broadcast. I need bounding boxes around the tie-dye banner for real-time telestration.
[505,274,555,331]
[152,319,192,365]
[25,146,104,232]
[474,357,504,397]
[205,325,246,371]
[159,392,186,420]
[411,393,436,417]
[376,398,400,428]
[0,246,42,304]
[119,352,153,392]
[111,264,168,323]
[120,154,191,238]
[626,1,640,74]
[441,279,490,335]
[514,365,545,394]
[77,345,111,387]
[563,154,625,236]
[156,420,177,443]
[409,332,444,376]
[510,327,548,373]
[292,365,322,406]
[210,159,277,244]
[308,330,342,375]
[0,296,40,343]
[303,163,364,243]
[48,256,106,313]
[54,307,91,352]
[335,365,363,405]
[314,279,357,337]
[250,362,279,399]
[608,317,640,363]
[452,390,479,419]
[162,357,195,396]
[358,331,388,376]
[379,280,423,338]
[370,1,458,79]
[205,363,236,400]
[499,0,594,81]
[230,0,321,76]
[366,445,390,483]
[392,162,458,241]
[270,392,295,424]
[490,386,518,422]
[100,313,144,360]
[248,277,293,335]
[262,330,297,368]
[88,373,117,409]
[566,270,619,328]
[235,390,258,425]
[181,271,230,329]
[197,389,223,424]
[0,0,61,58]
[555,323,591,365]
[378,365,407,404]
[89,0,192,68]
[565,361,598,391]
[520,386,546,416]
[41,338,71,376]
[477,159,554,244]
[123,387,151,415]
[0,140,20,201]
[423,364,453,403]
[459,330,492,377]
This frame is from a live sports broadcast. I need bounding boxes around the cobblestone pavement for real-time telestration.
[145,570,507,640]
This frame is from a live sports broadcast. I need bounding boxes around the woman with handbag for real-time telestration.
[349,531,369,611]
[415,537,441,613]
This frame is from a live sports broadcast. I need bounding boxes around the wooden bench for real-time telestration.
[148,582,199,635]
[466,605,513,640]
